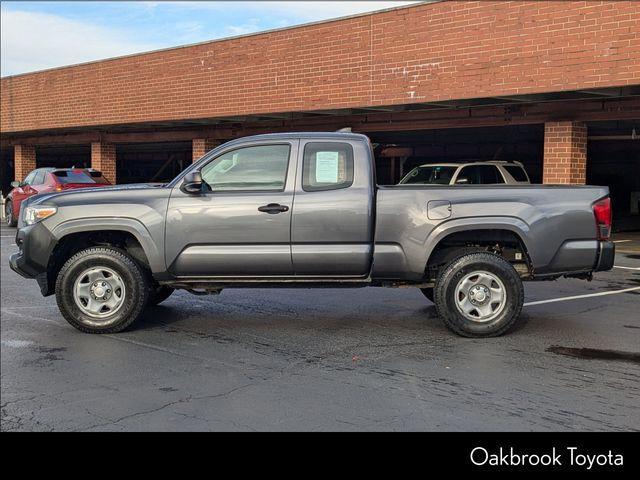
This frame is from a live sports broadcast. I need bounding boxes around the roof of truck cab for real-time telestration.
[223,132,370,145]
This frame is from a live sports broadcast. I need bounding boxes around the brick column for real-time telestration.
[14,145,36,181]
[91,142,116,184]
[192,138,219,162]
[543,121,587,184]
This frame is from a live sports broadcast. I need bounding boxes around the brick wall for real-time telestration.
[2,1,639,134]
[91,142,117,183]
[14,145,36,181]
[543,121,587,184]
[192,139,219,162]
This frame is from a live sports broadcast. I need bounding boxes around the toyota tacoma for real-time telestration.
[9,133,615,337]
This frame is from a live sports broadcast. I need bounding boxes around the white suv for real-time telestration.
[399,161,531,186]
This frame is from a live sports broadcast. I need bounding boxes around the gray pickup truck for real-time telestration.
[10,132,614,337]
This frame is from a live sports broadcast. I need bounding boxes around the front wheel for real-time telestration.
[434,252,524,337]
[55,247,149,334]
[5,200,17,227]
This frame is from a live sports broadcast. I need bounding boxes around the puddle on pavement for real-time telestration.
[546,346,640,365]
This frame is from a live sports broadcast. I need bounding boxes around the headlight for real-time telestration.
[23,206,57,225]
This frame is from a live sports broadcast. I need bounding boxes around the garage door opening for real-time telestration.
[1,147,14,196]
[36,145,91,170]
[116,142,192,184]
[587,120,640,232]
[368,125,544,186]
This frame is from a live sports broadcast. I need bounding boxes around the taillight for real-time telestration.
[55,185,63,192]
[593,197,612,240]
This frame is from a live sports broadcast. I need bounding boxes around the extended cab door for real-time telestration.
[165,140,298,277]
[290,139,374,276]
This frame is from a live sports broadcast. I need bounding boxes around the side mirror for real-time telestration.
[456,177,470,185]
[181,171,204,194]
[10,181,20,188]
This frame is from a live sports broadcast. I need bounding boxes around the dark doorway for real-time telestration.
[0,147,15,196]
[116,142,192,184]
[36,145,91,169]
[587,120,640,232]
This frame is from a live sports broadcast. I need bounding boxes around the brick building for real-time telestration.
[1,1,639,227]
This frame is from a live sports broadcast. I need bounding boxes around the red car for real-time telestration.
[5,168,111,226]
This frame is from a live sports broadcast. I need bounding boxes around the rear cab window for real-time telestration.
[302,142,354,191]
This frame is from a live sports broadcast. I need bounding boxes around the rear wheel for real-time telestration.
[55,247,149,334]
[434,252,524,337]
[5,201,17,227]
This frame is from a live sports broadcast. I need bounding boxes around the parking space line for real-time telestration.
[613,240,632,243]
[614,265,640,271]
[524,286,640,307]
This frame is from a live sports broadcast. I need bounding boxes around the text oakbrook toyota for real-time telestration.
[470,447,624,470]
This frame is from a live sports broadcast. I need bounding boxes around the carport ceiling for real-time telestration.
[152,85,640,128]
[3,86,639,146]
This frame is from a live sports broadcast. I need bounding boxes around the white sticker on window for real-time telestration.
[315,151,339,183]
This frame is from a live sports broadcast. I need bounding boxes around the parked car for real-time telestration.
[398,161,530,185]
[5,168,111,226]
[9,133,613,337]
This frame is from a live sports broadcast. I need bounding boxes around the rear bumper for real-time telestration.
[595,240,615,272]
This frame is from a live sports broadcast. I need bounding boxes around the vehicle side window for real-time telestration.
[302,142,354,192]
[457,165,504,184]
[33,170,46,185]
[504,165,529,182]
[23,171,37,186]
[200,144,291,192]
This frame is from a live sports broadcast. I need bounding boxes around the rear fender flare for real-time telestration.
[422,217,533,272]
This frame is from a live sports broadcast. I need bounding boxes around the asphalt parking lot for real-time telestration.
[1,225,639,431]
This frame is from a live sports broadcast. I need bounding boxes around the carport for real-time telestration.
[587,120,640,232]
[0,147,14,196]
[369,125,544,186]
[115,142,192,184]
[35,145,91,170]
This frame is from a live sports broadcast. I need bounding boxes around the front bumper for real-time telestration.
[595,240,615,272]
[8,223,57,285]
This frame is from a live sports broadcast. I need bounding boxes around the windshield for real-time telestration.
[53,170,110,184]
[399,166,457,185]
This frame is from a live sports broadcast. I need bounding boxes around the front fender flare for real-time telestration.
[49,217,165,273]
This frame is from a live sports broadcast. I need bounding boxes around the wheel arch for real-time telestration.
[50,218,164,272]
[423,218,533,279]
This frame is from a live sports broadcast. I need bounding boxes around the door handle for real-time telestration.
[258,203,289,214]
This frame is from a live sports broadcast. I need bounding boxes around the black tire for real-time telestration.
[420,287,434,303]
[434,252,524,338]
[5,200,17,227]
[147,285,175,306]
[55,247,149,334]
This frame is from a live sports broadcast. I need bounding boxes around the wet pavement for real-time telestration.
[1,225,639,431]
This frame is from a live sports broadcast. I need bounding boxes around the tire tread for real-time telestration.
[55,246,148,334]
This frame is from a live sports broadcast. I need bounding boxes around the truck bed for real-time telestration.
[373,184,609,280]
